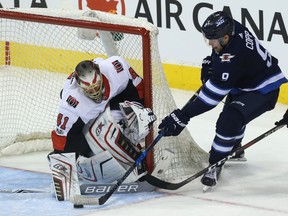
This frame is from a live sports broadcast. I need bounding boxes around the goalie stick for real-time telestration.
[0,188,49,193]
[145,124,285,190]
[70,130,165,206]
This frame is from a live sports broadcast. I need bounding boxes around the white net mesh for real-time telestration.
[0,8,208,181]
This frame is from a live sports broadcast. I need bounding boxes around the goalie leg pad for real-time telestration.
[76,151,143,184]
[77,151,126,184]
[49,153,81,201]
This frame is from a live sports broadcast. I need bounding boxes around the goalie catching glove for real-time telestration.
[77,11,124,41]
[119,101,157,145]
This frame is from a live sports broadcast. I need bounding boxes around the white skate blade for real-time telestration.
[202,185,213,192]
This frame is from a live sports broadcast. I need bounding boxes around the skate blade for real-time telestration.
[228,157,247,162]
[202,185,213,192]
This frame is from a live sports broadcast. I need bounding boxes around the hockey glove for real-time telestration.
[119,101,157,144]
[275,109,288,127]
[158,109,189,136]
[201,56,213,84]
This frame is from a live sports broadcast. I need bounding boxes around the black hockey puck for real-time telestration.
[74,204,84,208]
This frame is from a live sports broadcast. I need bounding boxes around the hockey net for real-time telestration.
[0,8,208,182]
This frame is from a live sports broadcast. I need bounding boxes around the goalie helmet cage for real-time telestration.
[0,8,208,182]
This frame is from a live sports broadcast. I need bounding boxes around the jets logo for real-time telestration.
[216,18,225,27]
[220,53,235,62]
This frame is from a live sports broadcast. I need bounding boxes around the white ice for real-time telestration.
[1,88,288,216]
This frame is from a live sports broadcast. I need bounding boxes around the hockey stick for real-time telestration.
[0,188,49,193]
[145,124,285,190]
[70,130,165,206]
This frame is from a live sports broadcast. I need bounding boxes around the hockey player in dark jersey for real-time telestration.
[158,11,288,188]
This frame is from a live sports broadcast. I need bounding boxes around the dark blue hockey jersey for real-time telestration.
[182,20,288,118]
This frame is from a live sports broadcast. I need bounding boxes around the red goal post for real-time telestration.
[0,8,207,182]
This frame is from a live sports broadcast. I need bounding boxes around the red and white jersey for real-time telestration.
[52,56,144,151]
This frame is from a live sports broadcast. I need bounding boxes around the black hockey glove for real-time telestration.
[201,56,213,84]
[158,109,189,136]
[275,109,288,127]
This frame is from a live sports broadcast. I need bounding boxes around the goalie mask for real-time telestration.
[75,60,103,103]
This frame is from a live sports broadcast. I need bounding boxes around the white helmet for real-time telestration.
[75,60,103,103]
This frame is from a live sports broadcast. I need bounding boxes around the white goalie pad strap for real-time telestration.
[83,106,138,165]
[76,151,142,184]
[119,101,157,144]
[49,153,81,201]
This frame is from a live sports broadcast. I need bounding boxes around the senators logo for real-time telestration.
[112,60,124,73]
[78,0,126,15]
[66,95,79,108]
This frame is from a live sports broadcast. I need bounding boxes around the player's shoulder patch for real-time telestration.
[219,53,235,63]
[112,59,124,73]
[66,95,79,108]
